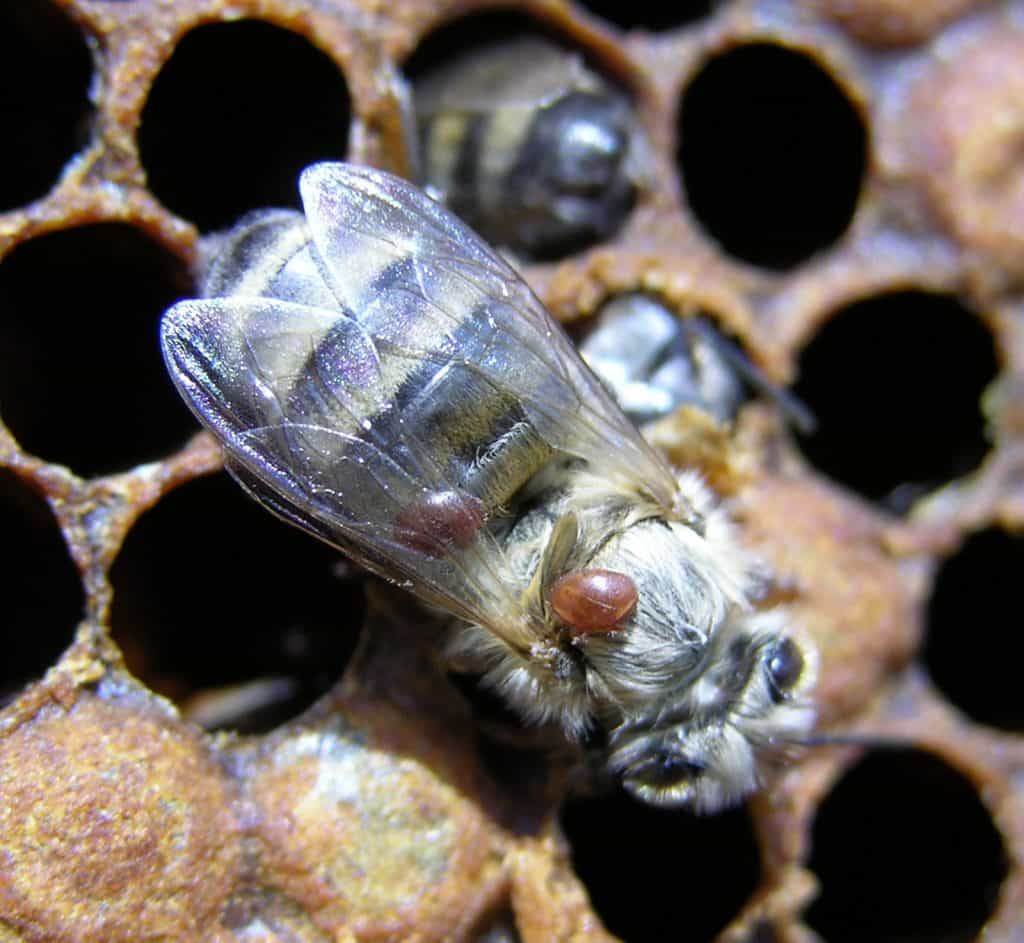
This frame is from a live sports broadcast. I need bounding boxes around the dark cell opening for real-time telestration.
[742,923,779,943]
[678,43,866,269]
[0,1,93,211]
[793,291,997,508]
[449,669,531,732]
[0,470,84,701]
[925,529,1024,731]
[405,11,560,76]
[471,907,521,943]
[806,749,1006,943]
[448,670,554,817]
[139,21,350,232]
[577,0,713,31]
[0,224,196,476]
[110,474,362,733]
[562,791,759,941]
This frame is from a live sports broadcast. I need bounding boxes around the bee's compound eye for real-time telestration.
[551,569,637,635]
[395,489,486,558]
[765,636,805,701]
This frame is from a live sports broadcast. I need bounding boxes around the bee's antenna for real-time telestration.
[686,319,818,435]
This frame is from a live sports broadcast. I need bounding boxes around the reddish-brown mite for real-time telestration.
[550,569,638,636]
[395,489,486,557]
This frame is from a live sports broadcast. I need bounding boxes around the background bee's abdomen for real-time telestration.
[443,109,534,224]
[415,35,638,260]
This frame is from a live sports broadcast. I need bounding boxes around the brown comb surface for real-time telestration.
[1,1,1021,941]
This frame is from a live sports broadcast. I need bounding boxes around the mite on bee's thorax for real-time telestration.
[413,37,644,260]
[161,163,816,813]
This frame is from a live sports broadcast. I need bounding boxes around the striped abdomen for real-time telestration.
[201,210,554,518]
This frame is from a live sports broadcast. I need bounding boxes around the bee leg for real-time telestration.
[467,419,554,508]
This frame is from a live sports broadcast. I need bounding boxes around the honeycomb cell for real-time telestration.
[561,792,759,941]
[678,43,866,269]
[0,692,241,943]
[406,12,639,260]
[793,291,998,508]
[0,224,195,475]
[577,0,713,31]
[2,0,1024,937]
[248,714,503,938]
[0,0,92,211]
[924,529,1024,732]
[899,28,1024,276]
[575,294,814,431]
[811,0,982,47]
[0,470,82,699]
[139,21,350,232]
[806,748,1006,942]
[110,474,362,731]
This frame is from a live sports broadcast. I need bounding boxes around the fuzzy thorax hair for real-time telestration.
[445,470,765,736]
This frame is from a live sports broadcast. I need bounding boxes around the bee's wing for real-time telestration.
[162,162,681,648]
[161,294,534,648]
[414,38,595,114]
[299,162,681,510]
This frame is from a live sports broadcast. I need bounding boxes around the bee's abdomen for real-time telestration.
[211,219,554,514]
[421,91,634,257]
[201,209,332,307]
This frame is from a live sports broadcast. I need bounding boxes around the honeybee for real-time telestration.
[414,38,642,259]
[160,163,816,811]
[580,294,748,427]
[580,293,817,432]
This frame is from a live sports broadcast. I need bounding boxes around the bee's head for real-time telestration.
[607,612,817,812]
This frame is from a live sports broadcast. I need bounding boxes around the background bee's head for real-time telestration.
[607,611,817,812]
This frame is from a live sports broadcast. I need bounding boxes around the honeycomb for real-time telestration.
[1,0,1022,940]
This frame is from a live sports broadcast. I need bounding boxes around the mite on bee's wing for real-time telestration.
[413,37,644,260]
[160,162,816,812]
